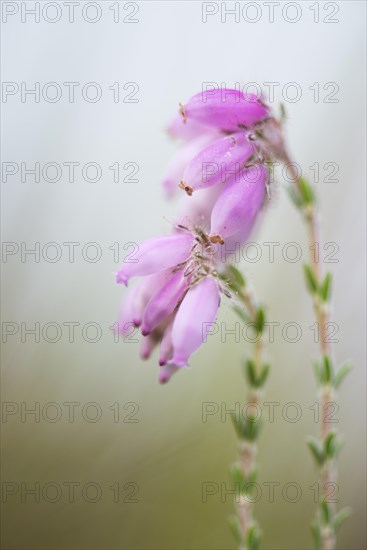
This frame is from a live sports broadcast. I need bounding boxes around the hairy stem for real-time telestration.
[228,273,268,550]
[284,155,338,550]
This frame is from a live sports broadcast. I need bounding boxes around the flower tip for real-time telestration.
[116,272,128,286]
[159,373,170,384]
[141,327,150,337]
[178,181,193,196]
[210,234,224,245]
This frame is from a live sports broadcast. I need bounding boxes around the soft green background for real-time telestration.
[2,1,366,549]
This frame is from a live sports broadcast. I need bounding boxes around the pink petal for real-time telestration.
[141,270,188,336]
[182,89,269,132]
[175,184,224,232]
[167,113,219,141]
[117,271,172,333]
[180,132,255,195]
[162,134,217,199]
[159,318,174,366]
[140,334,158,360]
[170,277,220,367]
[159,363,180,384]
[210,165,267,243]
[116,233,193,286]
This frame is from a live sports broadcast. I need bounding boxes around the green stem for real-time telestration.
[284,156,344,550]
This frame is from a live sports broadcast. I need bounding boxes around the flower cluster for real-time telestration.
[116,88,276,382]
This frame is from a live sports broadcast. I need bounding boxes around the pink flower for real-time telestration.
[115,88,273,383]
[179,132,256,196]
[116,233,194,286]
[116,228,222,382]
[179,89,269,132]
[162,134,217,199]
[141,270,189,336]
[170,276,220,367]
[209,164,267,244]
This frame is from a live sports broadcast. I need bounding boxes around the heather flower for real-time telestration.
[179,88,269,132]
[162,134,216,199]
[209,164,267,244]
[170,276,220,367]
[116,233,194,286]
[178,131,256,196]
[116,88,272,382]
[116,227,224,382]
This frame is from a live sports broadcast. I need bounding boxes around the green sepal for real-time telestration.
[304,263,319,294]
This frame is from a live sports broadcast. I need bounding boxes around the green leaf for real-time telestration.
[247,524,262,550]
[322,355,333,384]
[324,431,342,458]
[245,359,257,387]
[255,307,265,333]
[304,264,319,294]
[320,272,332,302]
[334,363,352,389]
[299,177,316,206]
[333,507,352,531]
[320,501,331,525]
[230,412,244,439]
[230,462,246,489]
[228,515,243,545]
[258,363,270,387]
[307,437,325,466]
[245,416,262,442]
[310,520,322,550]
[228,264,246,288]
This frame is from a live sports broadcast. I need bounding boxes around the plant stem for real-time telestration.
[284,155,338,550]
[227,269,268,550]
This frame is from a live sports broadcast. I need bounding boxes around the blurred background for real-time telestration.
[1,1,366,549]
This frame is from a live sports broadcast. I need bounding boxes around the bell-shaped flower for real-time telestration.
[162,134,216,198]
[117,271,170,333]
[116,233,193,286]
[170,277,220,367]
[210,164,267,244]
[179,89,269,132]
[141,271,189,336]
[179,132,255,195]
